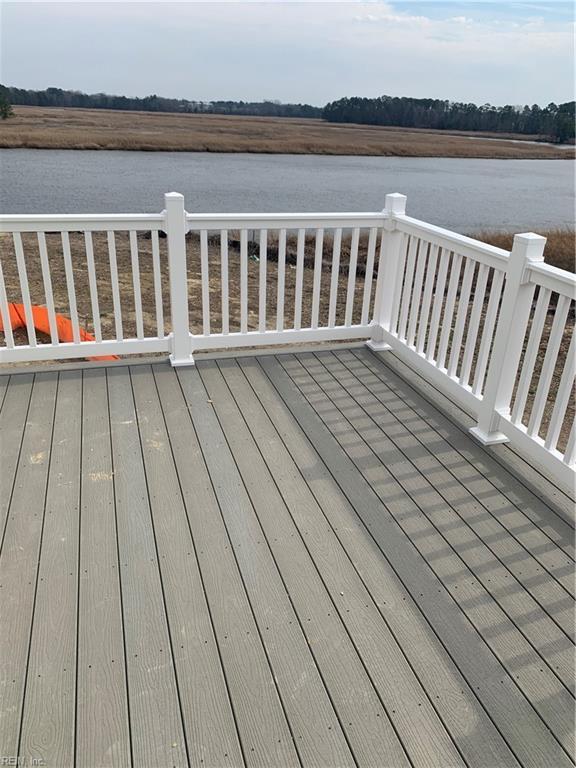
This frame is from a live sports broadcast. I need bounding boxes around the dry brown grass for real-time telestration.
[472,228,575,272]
[1,106,573,159]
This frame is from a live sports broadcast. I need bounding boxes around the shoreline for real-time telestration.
[1,144,574,160]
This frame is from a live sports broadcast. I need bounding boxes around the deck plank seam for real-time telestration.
[150,363,248,768]
[317,351,575,642]
[0,374,35,557]
[72,368,84,768]
[0,375,10,415]
[16,372,60,760]
[272,353,574,763]
[173,366,305,768]
[205,359,407,768]
[127,365,192,768]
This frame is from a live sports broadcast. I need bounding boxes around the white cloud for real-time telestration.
[1,1,573,105]
[353,12,432,24]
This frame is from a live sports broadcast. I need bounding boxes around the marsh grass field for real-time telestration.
[1,106,574,158]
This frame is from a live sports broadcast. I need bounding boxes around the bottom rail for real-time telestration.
[0,337,170,363]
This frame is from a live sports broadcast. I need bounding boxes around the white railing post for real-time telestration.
[470,232,546,444]
[164,192,194,366]
[366,192,407,351]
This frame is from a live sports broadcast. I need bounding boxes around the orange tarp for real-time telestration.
[0,303,118,361]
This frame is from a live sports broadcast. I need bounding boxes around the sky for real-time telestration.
[0,1,573,106]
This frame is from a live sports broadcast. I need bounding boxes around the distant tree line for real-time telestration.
[323,95,575,143]
[0,85,322,119]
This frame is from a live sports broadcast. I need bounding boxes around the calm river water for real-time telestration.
[1,149,574,232]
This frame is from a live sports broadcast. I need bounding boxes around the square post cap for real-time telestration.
[384,193,407,215]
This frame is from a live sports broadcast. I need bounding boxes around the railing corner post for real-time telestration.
[164,192,194,366]
[470,232,546,445]
[366,192,407,352]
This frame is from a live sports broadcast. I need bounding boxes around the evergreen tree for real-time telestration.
[0,92,13,119]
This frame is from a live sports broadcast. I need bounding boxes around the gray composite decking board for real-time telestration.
[236,357,522,768]
[19,371,82,765]
[307,351,575,686]
[156,363,301,768]
[259,354,574,768]
[282,353,575,757]
[199,359,412,768]
[371,349,576,539]
[350,348,576,581]
[191,361,362,768]
[129,365,245,768]
[0,371,57,757]
[106,366,188,768]
[0,374,33,539]
[76,368,131,767]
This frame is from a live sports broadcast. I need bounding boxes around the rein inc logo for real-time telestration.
[0,759,45,766]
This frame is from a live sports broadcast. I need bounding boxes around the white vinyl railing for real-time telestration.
[1,192,574,494]
[0,212,170,360]
[183,209,384,352]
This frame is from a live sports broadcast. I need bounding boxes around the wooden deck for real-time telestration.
[0,346,574,768]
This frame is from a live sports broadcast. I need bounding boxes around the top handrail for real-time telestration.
[184,211,388,230]
[527,260,576,297]
[0,213,165,232]
[395,214,511,268]
[0,210,390,234]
